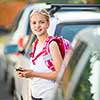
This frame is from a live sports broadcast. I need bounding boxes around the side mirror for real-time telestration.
[4,44,19,54]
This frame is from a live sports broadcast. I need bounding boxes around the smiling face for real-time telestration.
[30,10,50,36]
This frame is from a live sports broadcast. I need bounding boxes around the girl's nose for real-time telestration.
[35,22,40,28]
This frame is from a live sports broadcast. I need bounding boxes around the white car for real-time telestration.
[50,26,100,100]
[4,4,100,100]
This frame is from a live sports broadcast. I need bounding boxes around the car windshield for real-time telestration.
[10,8,25,33]
[54,24,100,42]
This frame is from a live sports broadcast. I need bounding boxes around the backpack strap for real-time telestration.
[42,36,56,71]
[29,39,38,58]
[43,36,65,58]
[29,39,46,64]
[43,36,55,53]
[53,36,65,58]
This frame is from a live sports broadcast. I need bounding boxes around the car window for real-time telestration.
[11,8,25,33]
[54,24,100,42]
[26,18,31,35]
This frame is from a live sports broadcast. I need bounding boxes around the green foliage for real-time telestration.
[37,0,87,4]
[96,0,100,3]
[72,59,93,100]
[37,0,69,4]
[0,0,25,3]
[67,0,87,3]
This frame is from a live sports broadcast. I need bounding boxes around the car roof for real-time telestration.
[54,11,100,23]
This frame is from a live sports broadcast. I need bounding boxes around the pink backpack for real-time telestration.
[29,36,71,71]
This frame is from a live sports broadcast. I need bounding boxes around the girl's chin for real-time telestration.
[36,32,44,36]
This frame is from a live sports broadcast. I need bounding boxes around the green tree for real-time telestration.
[87,0,100,3]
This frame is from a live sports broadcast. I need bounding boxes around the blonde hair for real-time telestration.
[30,9,50,22]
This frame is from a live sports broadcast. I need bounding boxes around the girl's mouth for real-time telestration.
[35,29,42,32]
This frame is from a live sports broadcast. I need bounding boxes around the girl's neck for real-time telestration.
[37,33,48,44]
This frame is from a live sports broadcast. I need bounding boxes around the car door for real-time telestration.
[50,26,100,100]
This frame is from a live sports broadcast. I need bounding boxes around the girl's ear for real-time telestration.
[47,20,50,29]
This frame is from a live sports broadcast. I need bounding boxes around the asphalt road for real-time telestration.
[0,55,13,100]
[0,81,13,100]
[0,34,14,100]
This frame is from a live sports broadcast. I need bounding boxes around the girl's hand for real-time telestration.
[16,67,34,78]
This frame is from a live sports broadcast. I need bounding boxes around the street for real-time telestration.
[0,81,13,100]
[0,55,13,100]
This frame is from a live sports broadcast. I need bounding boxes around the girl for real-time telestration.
[16,9,63,100]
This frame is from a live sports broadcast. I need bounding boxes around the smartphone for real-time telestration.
[16,68,24,71]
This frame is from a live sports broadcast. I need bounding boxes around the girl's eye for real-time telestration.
[31,20,45,25]
[39,20,45,24]
[32,21,36,24]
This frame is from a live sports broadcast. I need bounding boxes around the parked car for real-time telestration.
[50,26,100,100]
[4,4,100,100]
